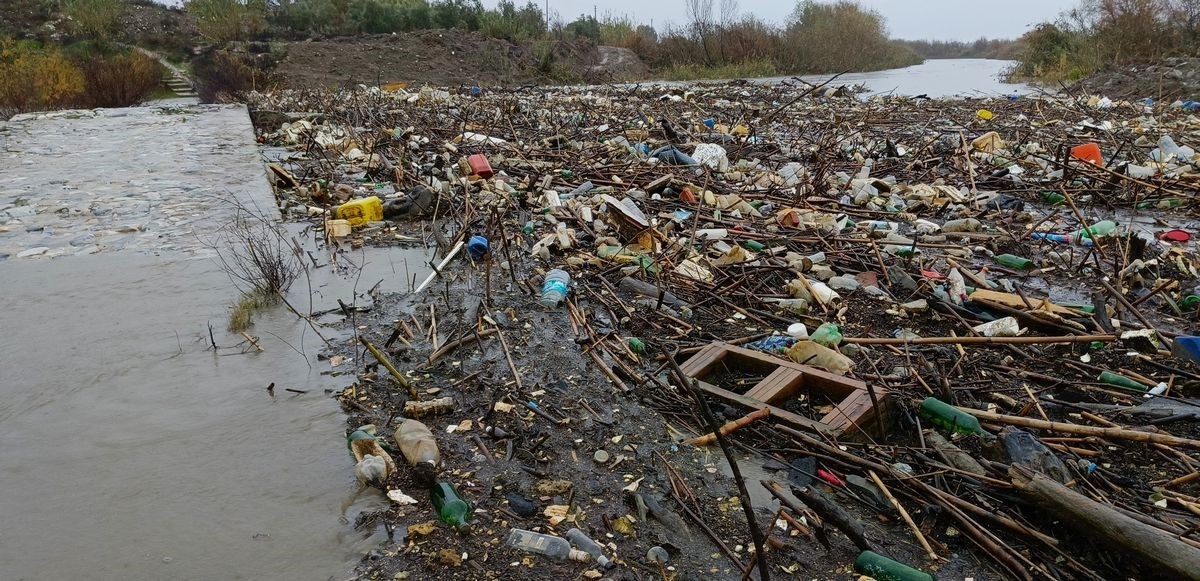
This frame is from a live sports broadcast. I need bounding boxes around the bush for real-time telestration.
[185,0,266,44]
[193,49,275,102]
[783,1,921,73]
[0,39,85,114]
[61,0,121,40]
[77,51,163,108]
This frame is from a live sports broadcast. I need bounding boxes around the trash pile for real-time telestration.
[249,82,1200,579]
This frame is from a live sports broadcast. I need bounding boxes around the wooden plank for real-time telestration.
[745,366,802,402]
[693,380,834,436]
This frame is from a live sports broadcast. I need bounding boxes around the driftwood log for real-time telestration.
[1010,465,1200,580]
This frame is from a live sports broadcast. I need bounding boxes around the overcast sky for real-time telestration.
[520,0,1081,41]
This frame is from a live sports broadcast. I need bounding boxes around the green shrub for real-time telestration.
[185,0,266,44]
[60,0,121,40]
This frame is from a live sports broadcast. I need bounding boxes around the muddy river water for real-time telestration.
[0,105,433,580]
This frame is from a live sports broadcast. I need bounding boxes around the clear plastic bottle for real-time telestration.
[394,419,440,483]
[507,529,591,561]
[565,528,612,568]
[539,269,570,308]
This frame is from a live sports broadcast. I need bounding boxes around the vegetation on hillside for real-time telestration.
[0,39,162,116]
[259,0,922,75]
[1013,0,1200,82]
[898,38,1022,61]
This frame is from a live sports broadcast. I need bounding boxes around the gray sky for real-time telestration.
[520,0,1080,41]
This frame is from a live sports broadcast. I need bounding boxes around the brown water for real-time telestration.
[0,238,432,580]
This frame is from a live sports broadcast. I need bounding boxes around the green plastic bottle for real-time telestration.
[854,551,935,581]
[1138,198,1183,210]
[994,254,1033,270]
[1040,191,1065,206]
[1182,295,1200,312]
[1098,371,1147,392]
[810,323,843,348]
[919,397,989,437]
[431,481,471,528]
[1074,220,1117,243]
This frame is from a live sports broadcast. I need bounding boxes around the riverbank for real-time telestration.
[247,81,1200,579]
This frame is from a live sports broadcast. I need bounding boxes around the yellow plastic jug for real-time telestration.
[336,196,383,228]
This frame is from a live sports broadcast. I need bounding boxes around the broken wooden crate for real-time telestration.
[680,342,888,439]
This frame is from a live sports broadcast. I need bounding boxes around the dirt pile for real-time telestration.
[1078,57,1200,101]
[272,31,646,89]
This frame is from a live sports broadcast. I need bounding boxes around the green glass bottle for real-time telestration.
[1098,371,1147,392]
[431,481,471,528]
[919,397,989,437]
[744,240,766,252]
[854,551,934,581]
[994,254,1033,270]
[1040,191,1065,206]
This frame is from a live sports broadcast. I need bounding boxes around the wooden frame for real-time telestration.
[680,342,887,439]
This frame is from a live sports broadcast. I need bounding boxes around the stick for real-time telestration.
[684,408,771,446]
[790,483,873,552]
[240,332,263,352]
[869,470,939,561]
[414,240,464,293]
[425,328,497,366]
[667,348,770,581]
[843,334,1115,345]
[359,337,420,400]
[962,408,1200,449]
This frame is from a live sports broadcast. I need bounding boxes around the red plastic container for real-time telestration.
[1071,142,1104,166]
[467,154,494,178]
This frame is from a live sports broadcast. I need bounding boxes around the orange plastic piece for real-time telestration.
[1071,142,1103,165]
[680,187,697,204]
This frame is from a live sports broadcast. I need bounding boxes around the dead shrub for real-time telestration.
[77,51,163,108]
[193,49,276,103]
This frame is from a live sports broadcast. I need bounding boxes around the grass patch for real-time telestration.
[228,288,273,332]
[660,59,778,81]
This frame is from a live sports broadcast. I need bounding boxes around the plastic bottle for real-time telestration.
[995,254,1033,270]
[565,528,612,568]
[764,298,809,315]
[431,481,471,528]
[853,551,934,581]
[467,235,490,260]
[810,323,843,347]
[394,419,440,480]
[942,218,983,233]
[539,269,570,308]
[919,397,990,437]
[786,341,853,374]
[1074,220,1117,243]
[507,529,591,561]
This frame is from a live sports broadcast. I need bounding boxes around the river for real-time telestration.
[0,105,430,580]
[768,58,1030,98]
